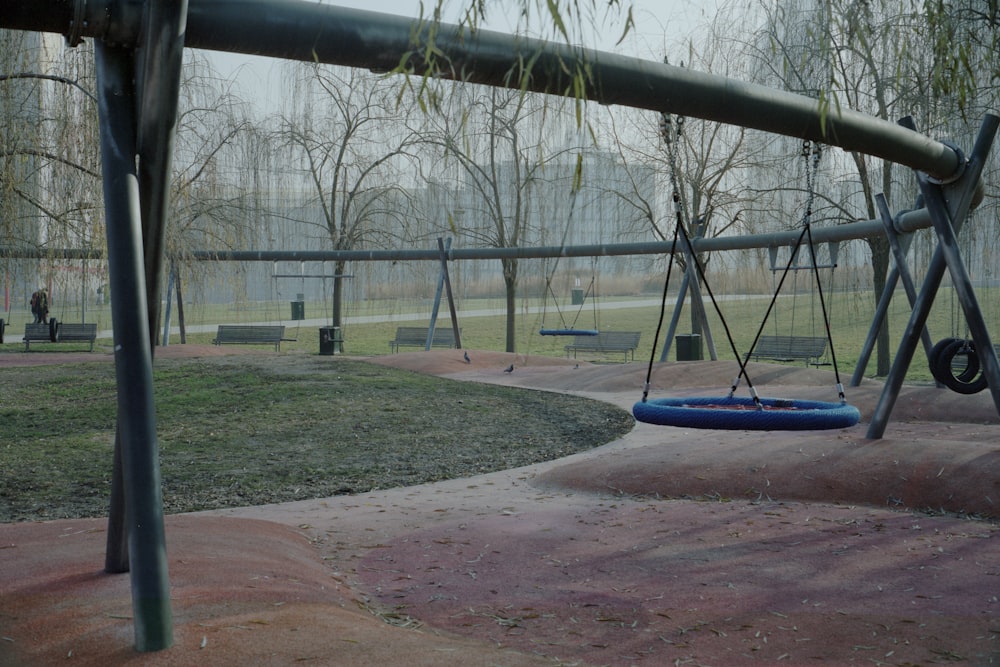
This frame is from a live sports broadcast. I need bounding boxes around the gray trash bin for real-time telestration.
[675,334,703,361]
[319,327,343,355]
[571,288,585,305]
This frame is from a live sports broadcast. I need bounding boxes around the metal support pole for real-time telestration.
[94,41,173,651]
[659,271,689,362]
[867,114,999,439]
[850,196,933,386]
[427,239,447,349]
[919,174,1000,410]
[162,264,175,347]
[678,228,717,360]
[438,238,463,349]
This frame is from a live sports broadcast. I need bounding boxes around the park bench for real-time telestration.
[23,321,98,351]
[212,325,286,351]
[564,331,642,362]
[748,334,827,366]
[389,326,459,353]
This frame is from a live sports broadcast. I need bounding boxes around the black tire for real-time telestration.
[929,337,959,379]
[0,318,5,344]
[49,317,58,342]
[934,339,988,395]
[930,337,980,384]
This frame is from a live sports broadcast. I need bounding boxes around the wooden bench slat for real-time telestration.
[389,326,459,353]
[213,325,286,351]
[23,322,98,351]
[749,335,827,366]
[564,331,641,362]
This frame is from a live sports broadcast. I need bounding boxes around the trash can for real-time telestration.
[571,288,585,305]
[675,334,703,361]
[290,300,305,321]
[319,326,343,355]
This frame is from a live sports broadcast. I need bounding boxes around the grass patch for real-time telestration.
[0,355,634,522]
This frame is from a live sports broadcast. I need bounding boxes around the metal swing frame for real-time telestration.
[3,0,996,652]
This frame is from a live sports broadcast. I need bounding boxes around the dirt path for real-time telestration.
[2,348,998,666]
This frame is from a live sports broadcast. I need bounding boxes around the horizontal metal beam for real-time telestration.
[0,203,946,263]
[3,0,965,181]
[183,1,964,181]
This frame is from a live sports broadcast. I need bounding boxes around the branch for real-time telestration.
[1,148,101,180]
[0,73,97,102]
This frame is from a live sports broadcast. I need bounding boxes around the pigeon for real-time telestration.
[464,351,471,364]
[504,364,514,373]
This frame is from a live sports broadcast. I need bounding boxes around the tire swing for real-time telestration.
[929,337,988,394]
[633,133,860,431]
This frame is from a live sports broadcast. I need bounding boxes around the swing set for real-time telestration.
[538,259,600,336]
[634,125,861,431]
[538,178,601,337]
[7,0,996,652]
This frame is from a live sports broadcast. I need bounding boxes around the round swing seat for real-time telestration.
[633,395,861,431]
[539,328,599,336]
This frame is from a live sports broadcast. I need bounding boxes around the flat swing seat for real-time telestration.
[633,395,861,431]
[539,328,599,336]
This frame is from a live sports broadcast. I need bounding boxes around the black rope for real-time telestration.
[804,221,848,403]
[644,109,762,408]
[741,141,849,404]
[674,212,761,404]
[641,219,680,402]
[541,183,597,332]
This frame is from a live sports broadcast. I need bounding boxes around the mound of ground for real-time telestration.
[2,347,998,666]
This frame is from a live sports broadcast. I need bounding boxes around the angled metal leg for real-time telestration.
[919,172,1000,411]
[850,195,933,386]
[95,39,174,654]
[659,271,689,362]
[867,114,999,439]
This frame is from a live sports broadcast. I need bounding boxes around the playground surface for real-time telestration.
[1,346,998,666]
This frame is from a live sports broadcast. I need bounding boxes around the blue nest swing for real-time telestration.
[632,395,860,431]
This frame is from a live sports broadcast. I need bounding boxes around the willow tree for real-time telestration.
[1,30,102,310]
[751,0,999,375]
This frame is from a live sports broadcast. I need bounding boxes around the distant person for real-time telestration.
[30,288,49,323]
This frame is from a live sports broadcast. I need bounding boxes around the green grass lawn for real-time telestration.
[5,288,994,384]
[0,356,635,522]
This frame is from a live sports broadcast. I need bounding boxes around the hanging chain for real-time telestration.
[660,112,691,236]
[801,140,822,228]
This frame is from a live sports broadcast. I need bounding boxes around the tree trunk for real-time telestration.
[332,259,347,327]
[503,257,517,353]
[867,235,892,376]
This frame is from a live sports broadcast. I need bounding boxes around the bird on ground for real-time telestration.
[464,351,471,363]
[504,364,514,373]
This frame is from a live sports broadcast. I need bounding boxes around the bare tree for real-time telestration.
[418,84,579,352]
[604,5,786,338]
[280,64,422,328]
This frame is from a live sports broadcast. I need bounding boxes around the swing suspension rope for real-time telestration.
[635,127,859,430]
[539,182,599,336]
[740,141,849,404]
[641,111,759,406]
